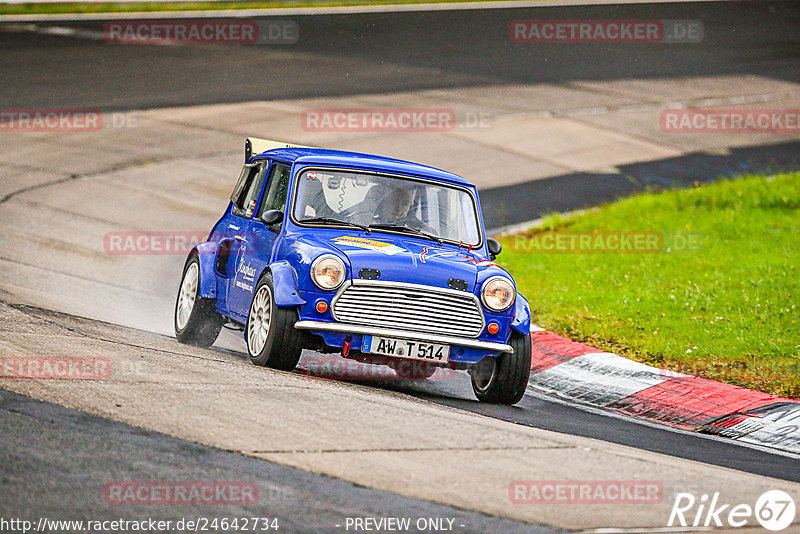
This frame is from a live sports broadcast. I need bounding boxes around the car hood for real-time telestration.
[325,232,501,292]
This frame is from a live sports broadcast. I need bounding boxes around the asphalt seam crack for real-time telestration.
[9,197,139,229]
[0,149,236,206]
[0,173,82,206]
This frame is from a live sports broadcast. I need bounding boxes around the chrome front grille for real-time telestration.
[331,280,485,338]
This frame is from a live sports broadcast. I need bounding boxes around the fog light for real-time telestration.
[487,322,500,335]
[315,300,328,313]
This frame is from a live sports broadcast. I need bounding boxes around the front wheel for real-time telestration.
[246,272,304,370]
[470,331,531,405]
[175,255,224,347]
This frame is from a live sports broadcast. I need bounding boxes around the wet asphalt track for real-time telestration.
[2,1,799,227]
[1,0,800,529]
[364,369,800,482]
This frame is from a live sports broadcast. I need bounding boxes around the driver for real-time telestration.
[374,187,437,235]
[376,187,413,223]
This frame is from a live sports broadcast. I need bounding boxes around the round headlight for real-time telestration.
[311,255,346,290]
[481,277,515,311]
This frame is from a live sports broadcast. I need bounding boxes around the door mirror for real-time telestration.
[261,209,284,229]
[487,238,502,260]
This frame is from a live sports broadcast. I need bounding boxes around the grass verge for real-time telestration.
[1,0,538,16]
[496,172,800,397]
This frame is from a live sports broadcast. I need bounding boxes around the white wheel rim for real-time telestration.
[176,262,199,331]
[473,357,497,392]
[248,285,272,356]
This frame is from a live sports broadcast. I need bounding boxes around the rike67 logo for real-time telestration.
[669,490,796,531]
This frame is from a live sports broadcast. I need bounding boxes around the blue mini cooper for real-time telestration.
[175,138,532,404]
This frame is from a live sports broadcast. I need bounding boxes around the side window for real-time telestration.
[231,164,256,207]
[258,164,292,217]
[231,163,266,218]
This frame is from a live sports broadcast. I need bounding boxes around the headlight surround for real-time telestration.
[310,255,346,290]
[481,276,515,311]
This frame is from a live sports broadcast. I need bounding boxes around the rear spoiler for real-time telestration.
[245,137,314,162]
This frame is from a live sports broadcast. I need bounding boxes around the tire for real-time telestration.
[246,271,304,370]
[392,359,438,380]
[470,331,532,405]
[175,255,224,347]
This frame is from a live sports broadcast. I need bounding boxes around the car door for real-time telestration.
[219,161,267,320]
[226,161,293,319]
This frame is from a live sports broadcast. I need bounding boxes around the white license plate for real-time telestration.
[363,335,449,363]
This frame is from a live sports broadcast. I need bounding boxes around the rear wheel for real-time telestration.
[470,331,531,405]
[246,272,304,370]
[175,255,224,347]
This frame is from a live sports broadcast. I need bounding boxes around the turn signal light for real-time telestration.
[316,300,328,313]
[487,322,500,335]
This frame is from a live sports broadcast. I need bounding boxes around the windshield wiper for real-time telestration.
[302,217,371,233]
[368,223,443,244]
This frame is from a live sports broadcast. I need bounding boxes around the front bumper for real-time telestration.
[294,320,513,353]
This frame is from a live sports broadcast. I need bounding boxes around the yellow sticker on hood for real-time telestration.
[332,236,403,255]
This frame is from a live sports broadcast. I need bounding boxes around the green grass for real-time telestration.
[496,173,800,397]
[0,0,540,16]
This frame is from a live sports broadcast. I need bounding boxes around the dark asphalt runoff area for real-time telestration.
[0,389,554,533]
[2,2,799,109]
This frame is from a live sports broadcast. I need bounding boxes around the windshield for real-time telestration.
[292,169,481,246]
